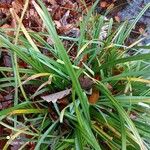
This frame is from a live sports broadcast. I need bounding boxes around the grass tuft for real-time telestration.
[0,1,150,149]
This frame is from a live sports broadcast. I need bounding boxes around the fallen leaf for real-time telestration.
[0,94,4,110]
[0,100,12,110]
[79,75,93,90]
[54,20,61,28]
[47,36,54,45]
[47,0,57,5]
[0,124,7,149]
[27,8,42,31]
[88,87,99,104]
[3,53,12,67]
[0,24,13,36]
[139,27,145,35]
[65,27,80,38]
[107,83,113,91]
[0,0,12,9]
[114,15,120,23]
[41,88,72,103]
[60,10,70,26]
[100,1,107,8]
[10,125,26,150]
[12,0,23,14]
[78,54,88,67]
[58,24,73,34]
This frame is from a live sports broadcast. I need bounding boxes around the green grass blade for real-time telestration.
[33,0,90,121]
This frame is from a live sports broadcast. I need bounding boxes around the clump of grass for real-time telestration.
[0,0,150,149]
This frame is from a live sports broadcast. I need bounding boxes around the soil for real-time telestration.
[117,0,150,46]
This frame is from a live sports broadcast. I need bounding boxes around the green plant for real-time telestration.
[0,0,150,149]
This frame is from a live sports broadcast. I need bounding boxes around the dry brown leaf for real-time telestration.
[0,94,4,110]
[0,0,12,9]
[12,0,23,14]
[48,0,57,5]
[47,36,54,45]
[3,53,12,67]
[88,87,99,104]
[0,24,13,36]
[29,8,42,27]
[41,88,72,103]
[114,15,120,23]
[100,1,107,8]
[65,27,80,37]
[60,10,70,26]
[107,83,113,91]
[58,24,73,34]
[139,27,145,35]
[54,20,61,28]
[79,75,93,90]
[78,54,88,67]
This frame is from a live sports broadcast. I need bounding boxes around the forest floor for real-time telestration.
[0,0,150,149]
